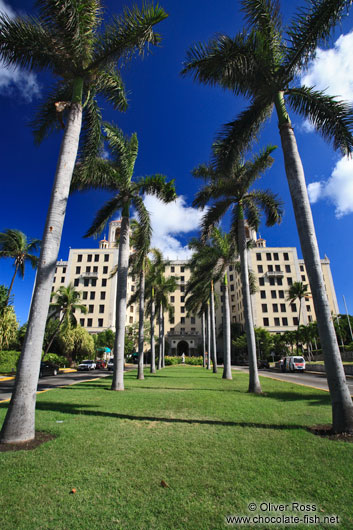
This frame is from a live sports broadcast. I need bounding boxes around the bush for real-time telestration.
[164,356,204,366]
[0,350,21,373]
[43,353,67,367]
[164,356,181,366]
[185,356,203,365]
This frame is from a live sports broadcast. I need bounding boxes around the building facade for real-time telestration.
[52,220,339,355]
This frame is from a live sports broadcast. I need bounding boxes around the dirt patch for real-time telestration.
[0,431,56,452]
[307,424,353,442]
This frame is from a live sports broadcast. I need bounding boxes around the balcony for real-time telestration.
[81,271,99,278]
[266,270,284,277]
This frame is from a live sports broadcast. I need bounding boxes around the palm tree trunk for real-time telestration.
[43,314,65,358]
[7,262,19,301]
[111,213,130,391]
[222,274,232,380]
[238,211,262,394]
[137,268,145,380]
[162,314,165,368]
[278,118,353,432]
[202,311,206,368]
[158,304,162,370]
[210,281,218,373]
[207,303,211,370]
[150,295,156,373]
[0,84,83,443]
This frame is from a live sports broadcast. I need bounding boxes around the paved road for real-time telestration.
[0,370,121,402]
[234,366,353,396]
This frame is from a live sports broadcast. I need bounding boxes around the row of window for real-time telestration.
[80,318,104,327]
[259,277,291,286]
[170,265,187,273]
[257,264,291,273]
[256,252,290,261]
[169,316,196,324]
[75,265,109,274]
[169,327,196,334]
[82,291,106,300]
[77,254,110,263]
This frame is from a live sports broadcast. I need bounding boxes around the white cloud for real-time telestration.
[299,31,353,133]
[308,156,353,218]
[0,1,41,101]
[139,195,204,259]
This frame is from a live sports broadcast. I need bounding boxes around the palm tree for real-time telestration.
[287,281,310,353]
[0,229,40,301]
[71,124,176,390]
[192,147,282,393]
[182,0,353,430]
[154,270,178,369]
[185,283,209,368]
[0,1,168,444]
[45,283,87,357]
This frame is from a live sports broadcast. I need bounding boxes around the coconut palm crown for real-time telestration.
[183,0,353,430]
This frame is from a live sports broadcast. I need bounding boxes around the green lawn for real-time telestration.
[0,366,352,529]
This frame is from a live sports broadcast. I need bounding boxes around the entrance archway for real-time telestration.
[177,340,189,356]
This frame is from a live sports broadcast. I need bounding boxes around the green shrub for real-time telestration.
[164,356,181,366]
[163,356,203,366]
[0,350,21,373]
[185,356,203,365]
[43,353,67,367]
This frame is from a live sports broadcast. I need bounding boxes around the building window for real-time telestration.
[84,279,89,287]
[278,290,284,299]
[170,317,175,324]
[273,304,278,312]
[87,254,92,262]
[181,317,185,324]
[63,267,66,273]
[53,277,56,283]
[191,317,195,324]
[88,305,94,313]
[301,275,306,281]
[180,286,185,292]
[180,276,185,282]
[275,265,281,272]
[280,304,286,312]
[95,254,99,262]
[180,296,185,303]
[229,274,234,281]
[256,253,262,261]
[90,292,95,300]
[285,265,291,273]
[262,304,268,312]
[131,285,135,292]
[277,278,283,286]
[266,253,271,260]
[257,265,263,273]
[98,318,103,327]
[269,277,275,286]
[171,296,175,303]
[274,253,279,260]
[291,304,296,312]
[293,317,299,326]
[181,306,185,313]
[74,278,79,287]
[61,277,65,283]
[282,317,288,326]
[300,265,304,272]
[230,285,234,291]
[268,265,273,272]
[180,327,185,333]
[287,277,293,286]
[93,266,98,273]
[130,305,134,312]
[76,266,81,274]
[306,305,311,312]
[83,292,88,300]
[101,291,106,300]
[308,315,313,322]
[271,290,277,299]
[263,318,269,326]
[80,318,85,326]
[129,316,133,323]
[283,253,289,261]
[170,328,175,333]
[77,254,82,262]
[103,266,108,274]
[181,266,185,272]
[99,305,105,314]
[87,318,92,327]
[274,317,280,326]
[86,266,91,273]
[260,291,266,299]
[91,279,97,287]
[104,254,109,262]
[102,279,107,287]
[191,327,196,332]
[259,277,265,286]
[229,265,233,271]
[171,266,175,272]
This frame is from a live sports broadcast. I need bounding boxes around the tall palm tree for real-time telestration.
[185,283,209,368]
[0,229,40,301]
[192,147,282,393]
[182,0,353,429]
[154,271,178,369]
[71,124,176,390]
[287,281,310,353]
[128,219,152,380]
[0,0,168,444]
[45,283,87,356]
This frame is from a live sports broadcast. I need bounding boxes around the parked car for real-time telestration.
[77,360,96,371]
[107,358,114,371]
[283,356,306,372]
[96,360,106,369]
[39,361,59,377]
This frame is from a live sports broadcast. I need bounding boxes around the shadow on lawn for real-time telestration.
[264,391,330,406]
[36,401,304,431]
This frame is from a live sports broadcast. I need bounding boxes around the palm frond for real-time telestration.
[286,86,353,155]
[85,196,122,238]
[71,157,120,193]
[200,199,233,242]
[242,144,276,184]
[91,3,167,70]
[103,123,138,180]
[136,174,176,203]
[285,0,352,73]
[77,93,104,167]
[96,68,128,112]
[245,189,283,226]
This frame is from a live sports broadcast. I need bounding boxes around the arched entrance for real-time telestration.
[177,340,189,356]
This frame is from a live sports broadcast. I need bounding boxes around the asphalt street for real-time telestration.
[234,366,353,396]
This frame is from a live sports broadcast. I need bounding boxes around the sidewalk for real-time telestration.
[0,367,77,382]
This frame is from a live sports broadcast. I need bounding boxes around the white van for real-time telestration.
[284,356,306,372]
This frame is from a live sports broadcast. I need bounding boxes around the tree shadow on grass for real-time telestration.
[35,401,304,431]
[263,390,331,406]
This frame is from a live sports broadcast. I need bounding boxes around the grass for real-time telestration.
[0,366,352,529]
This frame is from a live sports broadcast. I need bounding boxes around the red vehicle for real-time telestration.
[95,360,106,369]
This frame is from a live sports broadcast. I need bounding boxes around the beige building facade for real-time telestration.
[52,220,339,355]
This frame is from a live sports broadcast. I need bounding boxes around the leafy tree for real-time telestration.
[71,125,176,389]
[95,329,115,351]
[0,229,40,301]
[0,0,168,444]
[58,325,94,364]
[0,285,11,315]
[182,0,353,430]
[192,146,282,392]
[287,281,310,353]
[0,306,18,351]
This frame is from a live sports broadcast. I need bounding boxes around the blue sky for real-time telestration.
[1,0,353,325]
